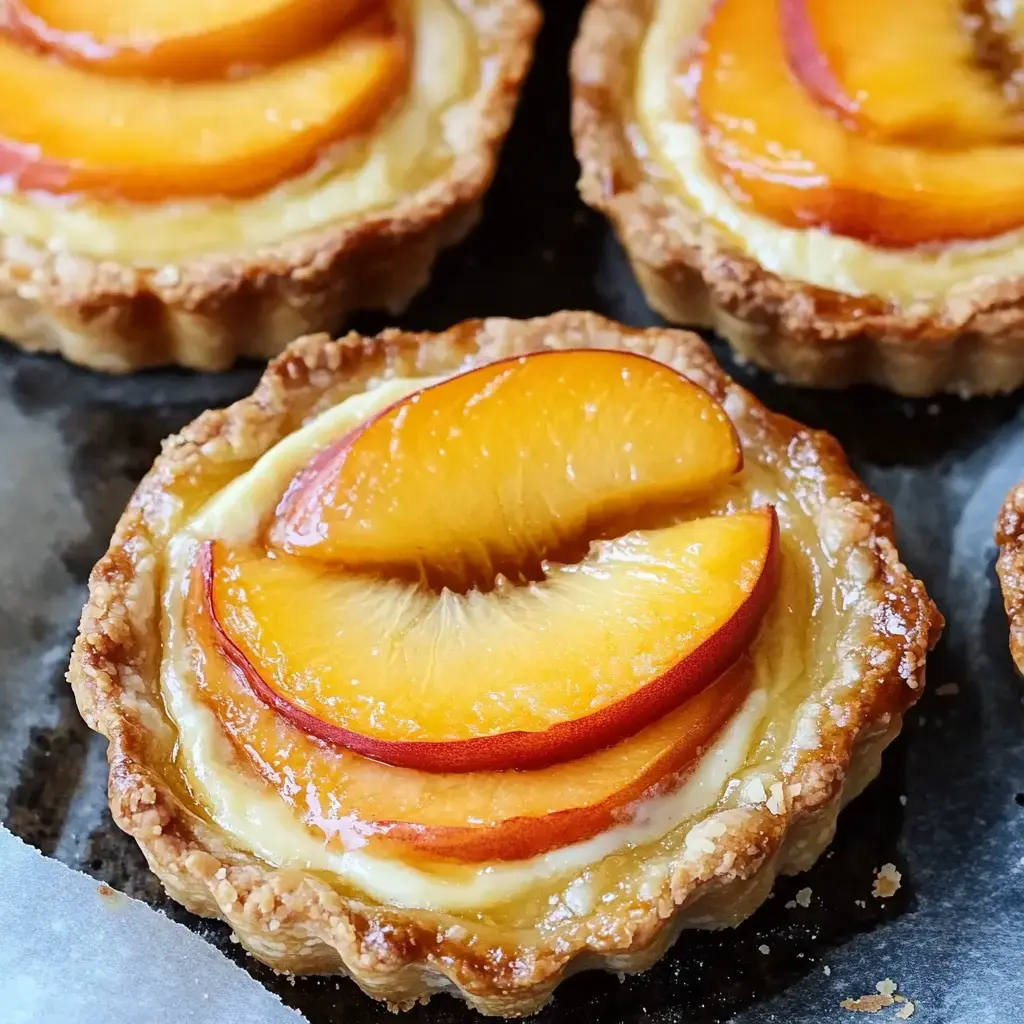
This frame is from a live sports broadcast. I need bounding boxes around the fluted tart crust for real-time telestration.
[571,0,1024,397]
[68,312,941,1016]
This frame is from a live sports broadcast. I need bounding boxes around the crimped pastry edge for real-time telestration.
[996,483,1024,675]
[67,311,942,1016]
[0,0,540,373]
[570,0,1024,398]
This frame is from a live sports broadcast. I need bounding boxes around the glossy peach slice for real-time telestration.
[6,0,366,79]
[188,568,754,862]
[205,507,778,772]
[0,13,405,200]
[270,350,743,579]
[696,0,1024,245]
[782,0,1024,143]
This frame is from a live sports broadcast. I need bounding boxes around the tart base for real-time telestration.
[116,711,901,1017]
[0,0,539,373]
[572,0,1024,398]
[68,312,940,1015]
[0,202,481,373]
[626,252,1024,398]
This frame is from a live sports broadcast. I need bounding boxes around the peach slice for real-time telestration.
[270,350,743,580]
[696,0,1024,245]
[188,566,754,862]
[6,0,367,79]
[782,0,1024,144]
[0,12,405,200]
[205,507,778,772]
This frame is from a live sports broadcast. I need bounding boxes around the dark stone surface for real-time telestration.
[2,2,1024,1021]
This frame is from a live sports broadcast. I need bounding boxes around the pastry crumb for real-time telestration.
[896,1001,916,1019]
[766,782,786,815]
[758,944,770,955]
[899,795,907,806]
[840,994,894,1013]
[935,683,959,696]
[824,966,831,976]
[840,982,899,1014]
[855,899,866,908]
[873,864,902,899]
[795,887,813,908]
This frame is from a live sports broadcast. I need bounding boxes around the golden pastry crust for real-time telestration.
[0,0,540,373]
[67,311,942,1016]
[996,483,1024,674]
[571,0,1024,397]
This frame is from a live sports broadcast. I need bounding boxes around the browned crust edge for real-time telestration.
[67,311,942,1016]
[996,483,1024,674]
[0,0,540,373]
[570,0,1024,397]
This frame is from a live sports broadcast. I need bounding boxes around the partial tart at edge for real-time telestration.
[0,0,539,372]
[67,311,942,1016]
[997,483,1024,674]
[571,0,1024,397]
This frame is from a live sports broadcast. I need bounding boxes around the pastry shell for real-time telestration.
[996,484,1024,674]
[67,311,942,1016]
[0,0,539,373]
[571,0,1024,398]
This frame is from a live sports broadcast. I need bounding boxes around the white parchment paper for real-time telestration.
[0,826,307,1024]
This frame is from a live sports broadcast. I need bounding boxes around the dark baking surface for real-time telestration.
[2,2,1024,1021]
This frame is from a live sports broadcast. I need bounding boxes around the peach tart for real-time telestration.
[573,0,1024,396]
[0,0,538,371]
[68,312,941,1015]
[996,483,1024,673]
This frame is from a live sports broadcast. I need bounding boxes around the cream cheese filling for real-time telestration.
[637,0,1024,306]
[159,377,783,914]
[0,0,473,264]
